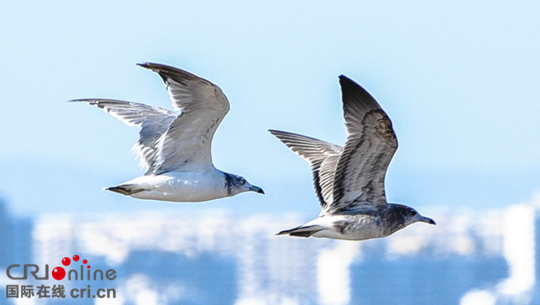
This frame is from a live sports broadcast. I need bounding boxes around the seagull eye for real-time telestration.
[239,178,246,185]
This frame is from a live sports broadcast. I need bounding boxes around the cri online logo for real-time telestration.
[7,255,116,281]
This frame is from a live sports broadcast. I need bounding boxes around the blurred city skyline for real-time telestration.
[1,193,539,304]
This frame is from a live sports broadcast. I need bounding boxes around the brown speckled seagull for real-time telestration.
[271,75,435,240]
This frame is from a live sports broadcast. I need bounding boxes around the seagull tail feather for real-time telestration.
[104,185,146,196]
[277,225,322,238]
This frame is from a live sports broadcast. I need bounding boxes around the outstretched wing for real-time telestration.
[73,63,230,175]
[269,130,342,210]
[328,76,398,213]
[70,99,176,173]
[138,63,230,174]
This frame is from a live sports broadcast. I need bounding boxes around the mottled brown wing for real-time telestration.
[328,76,398,214]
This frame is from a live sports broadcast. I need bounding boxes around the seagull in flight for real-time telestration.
[73,63,264,202]
[271,76,435,240]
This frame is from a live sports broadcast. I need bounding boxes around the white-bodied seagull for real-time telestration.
[271,76,434,240]
[73,63,264,202]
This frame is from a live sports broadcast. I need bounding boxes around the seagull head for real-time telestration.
[224,173,265,196]
[402,206,436,226]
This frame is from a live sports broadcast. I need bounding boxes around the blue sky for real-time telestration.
[1,0,539,217]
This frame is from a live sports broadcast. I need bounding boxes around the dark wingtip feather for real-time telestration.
[339,75,361,93]
[137,62,172,73]
[137,62,204,84]
[338,74,384,117]
[137,62,162,69]
[338,74,353,82]
[339,75,374,99]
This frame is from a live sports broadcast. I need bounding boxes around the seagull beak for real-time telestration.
[420,216,436,225]
[249,185,265,195]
